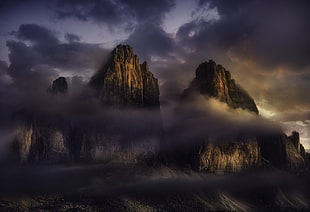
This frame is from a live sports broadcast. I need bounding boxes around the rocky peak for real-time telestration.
[50,77,68,95]
[289,131,301,152]
[183,60,258,114]
[89,44,159,108]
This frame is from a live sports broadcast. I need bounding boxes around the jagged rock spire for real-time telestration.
[183,60,258,114]
[89,44,160,108]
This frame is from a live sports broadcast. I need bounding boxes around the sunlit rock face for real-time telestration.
[198,136,260,172]
[12,113,71,164]
[168,60,261,172]
[90,44,160,108]
[183,60,258,114]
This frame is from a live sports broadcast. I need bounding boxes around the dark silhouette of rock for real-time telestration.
[183,60,258,114]
[89,44,159,108]
[50,77,68,95]
[259,131,305,171]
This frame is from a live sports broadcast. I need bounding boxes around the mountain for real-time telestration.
[164,60,305,172]
[89,44,159,108]
[12,45,161,164]
[10,46,305,172]
[183,59,258,114]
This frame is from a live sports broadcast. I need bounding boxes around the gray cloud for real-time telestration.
[192,0,310,70]
[125,23,175,61]
[0,60,8,77]
[7,24,110,91]
[64,32,80,43]
[0,0,310,157]
[11,24,58,44]
[56,0,175,30]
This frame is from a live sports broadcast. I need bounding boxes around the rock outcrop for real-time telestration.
[12,111,71,164]
[50,77,68,95]
[89,44,159,108]
[183,60,258,114]
[85,45,161,163]
[259,132,305,171]
[198,136,260,173]
[12,76,70,163]
[164,60,304,173]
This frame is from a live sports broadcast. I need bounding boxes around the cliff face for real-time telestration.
[183,60,258,114]
[198,136,260,173]
[89,45,159,108]
[12,78,70,163]
[12,113,71,164]
[168,60,304,172]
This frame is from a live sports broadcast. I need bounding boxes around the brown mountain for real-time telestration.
[89,44,159,108]
[183,59,258,114]
[12,45,161,164]
[165,60,305,173]
[10,47,305,173]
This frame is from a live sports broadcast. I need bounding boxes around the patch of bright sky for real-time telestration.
[281,120,310,149]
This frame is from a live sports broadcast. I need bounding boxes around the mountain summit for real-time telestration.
[183,60,258,114]
[90,44,160,108]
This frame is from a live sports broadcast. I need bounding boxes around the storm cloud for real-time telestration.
[56,0,175,30]
[0,1,309,149]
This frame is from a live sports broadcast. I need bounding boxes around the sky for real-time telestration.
[0,0,309,148]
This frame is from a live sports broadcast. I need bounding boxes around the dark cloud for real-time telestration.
[56,0,175,30]
[7,24,110,91]
[11,24,58,44]
[0,0,309,158]
[0,0,30,12]
[0,23,112,137]
[126,23,175,61]
[186,0,310,70]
